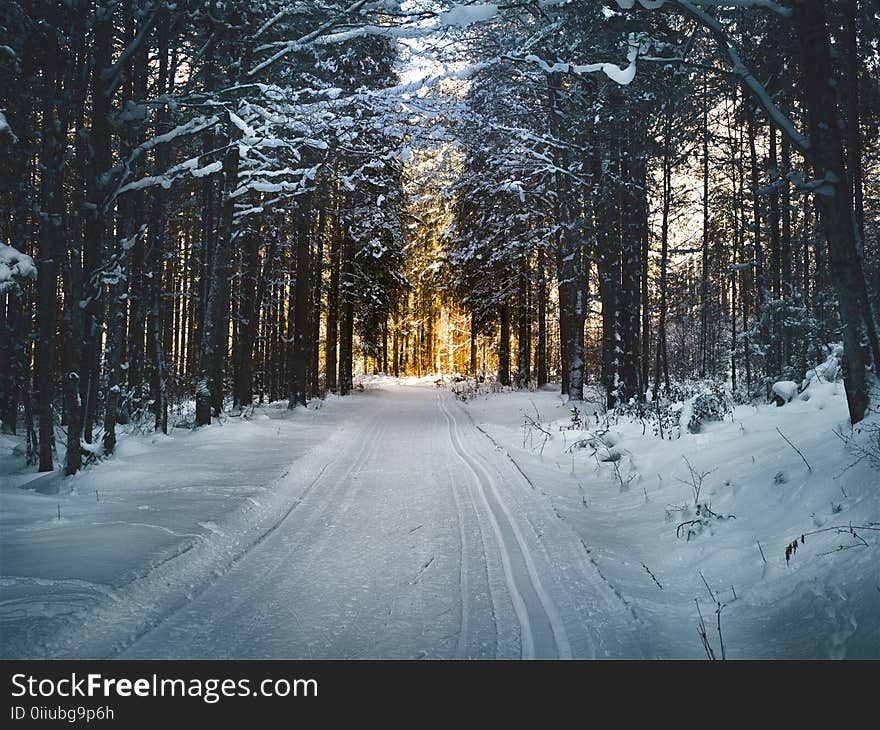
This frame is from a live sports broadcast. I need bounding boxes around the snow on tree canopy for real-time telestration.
[440,3,499,26]
[0,243,37,293]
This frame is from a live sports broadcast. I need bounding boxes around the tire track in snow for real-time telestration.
[438,392,571,659]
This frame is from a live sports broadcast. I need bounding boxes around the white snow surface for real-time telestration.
[1,379,878,659]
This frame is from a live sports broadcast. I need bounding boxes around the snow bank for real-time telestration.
[461,380,880,658]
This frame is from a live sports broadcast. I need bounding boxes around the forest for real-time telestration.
[0,1,878,473]
[2,0,880,662]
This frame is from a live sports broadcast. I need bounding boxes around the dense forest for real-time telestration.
[1,0,878,478]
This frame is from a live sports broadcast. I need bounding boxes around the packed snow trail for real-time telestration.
[111,383,588,659]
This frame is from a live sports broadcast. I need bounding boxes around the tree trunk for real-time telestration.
[498,299,510,387]
[325,213,340,393]
[63,8,88,474]
[795,0,876,424]
[536,246,547,387]
[619,142,644,403]
[289,193,312,407]
[596,157,621,409]
[768,124,782,379]
[470,311,477,378]
[516,256,530,389]
[842,0,864,242]
[653,117,672,397]
[338,228,354,395]
[233,216,263,410]
[310,203,325,396]
[147,16,169,433]
[80,2,113,445]
[781,134,792,366]
[36,23,65,472]
[699,77,710,378]
[197,138,240,425]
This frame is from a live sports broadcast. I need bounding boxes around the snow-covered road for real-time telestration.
[116,383,603,659]
[8,379,875,658]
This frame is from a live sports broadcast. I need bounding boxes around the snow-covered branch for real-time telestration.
[671,0,809,153]
[248,0,370,77]
[615,0,793,18]
[521,34,645,86]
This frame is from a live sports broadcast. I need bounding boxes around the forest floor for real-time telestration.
[1,377,878,658]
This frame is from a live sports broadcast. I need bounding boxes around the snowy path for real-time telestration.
[11,380,869,658]
[109,383,593,659]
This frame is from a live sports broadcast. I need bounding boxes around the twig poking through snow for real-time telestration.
[695,599,715,660]
[775,427,812,472]
[642,563,663,590]
[786,523,879,563]
[699,570,716,602]
[716,602,726,660]
[679,456,714,504]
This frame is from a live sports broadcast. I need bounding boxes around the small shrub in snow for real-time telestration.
[687,391,731,433]
[675,502,736,541]
[613,395,681,439]
[616,379,730,439]
[448,376,508,401]
[834,405,880,473]
[673,457,735,540]
[522,409,552,454]
[784,523,880,565]
[678,455,713,504]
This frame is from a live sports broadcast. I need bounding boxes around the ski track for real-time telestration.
[437,391,572,659]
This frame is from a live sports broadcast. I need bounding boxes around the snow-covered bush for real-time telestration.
[0,242,37,293]
[448,376,506,401]
[802,345,843,389]
[613,379,730,439]
[610,391,680,439]
[687,386,732,434]
[772,380,798,406]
